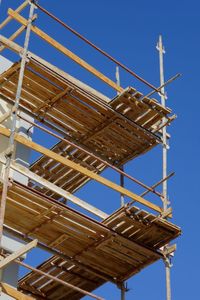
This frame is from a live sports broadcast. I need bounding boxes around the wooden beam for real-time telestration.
[0,35,110,103]
[48,233,69,248]
[4,225,116,284]
[0,35,25,54]
[0,1,29,30]
[0,155,109,219]
[162,244,177,256]
[15,259,104,300]
[0,239,37,269]
[0,26,25,52]
[0,127,163,213]
[1,282,35,300]
[33,87,72,113]
[0,15,37,53]
[160,207,172,218]
[0,62,21,85]
[8,9,124,93]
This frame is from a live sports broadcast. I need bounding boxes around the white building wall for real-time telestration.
[0,55,34,298]
[0,55,34,184]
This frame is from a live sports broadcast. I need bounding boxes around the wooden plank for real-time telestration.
[143,97,171,114]
[6,194,43,221]
[5,204,90,249]
[0,126,162,213]
[0,62,21,84]
[23,69,61,96]
[8,9,124,93]
[1,282,35,300]
[0,25,26,52]
[0,86,43,117]
[10,184,107,235]
[162,244,176,256]
[48,233,69,248]
[0,239,37,269]
[7,158,108,219]
[27,60,111,104]
[0,36,110,104]
[16,259,104,300]
[0,88,36,112]
[6,182,166,258]
[7,190,107,241]
[33,87,72,113]
[19,282,47,298]
[0,15,37,52]
[100,245,139,265]
[0,0,29,30]
[3,74,53,106]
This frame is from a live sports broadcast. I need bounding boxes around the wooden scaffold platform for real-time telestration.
[0,1,181,299]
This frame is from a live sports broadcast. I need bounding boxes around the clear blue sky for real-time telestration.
[0,0,199,299]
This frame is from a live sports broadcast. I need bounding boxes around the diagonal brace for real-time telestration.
[0,239,37,270]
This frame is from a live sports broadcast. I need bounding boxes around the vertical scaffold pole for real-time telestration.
[116,66,126,300]
[120,167,125,207]
[156,35,171,300]
[116,66,125,208]
[0,1,35,244]
[157,35,167,210]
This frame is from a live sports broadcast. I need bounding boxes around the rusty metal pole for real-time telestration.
[156,35,171,300]
[32,2,167,95]
[0,1,35,245]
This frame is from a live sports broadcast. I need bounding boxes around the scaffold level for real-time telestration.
[0,1,181,299]
[2,180,178,300]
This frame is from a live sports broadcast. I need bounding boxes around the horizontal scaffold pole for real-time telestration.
[0,0,29,30]
[18,114,163,199]
[0,14,37,53]
[0,35,162,143]
[0,254,104,300]
[0,239,37,270]
[8,8,123,93]
[4,225,116,283]
[33,1,164,95]
[0,35,166,201]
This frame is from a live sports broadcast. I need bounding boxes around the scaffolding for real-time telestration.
[0,1,181,299]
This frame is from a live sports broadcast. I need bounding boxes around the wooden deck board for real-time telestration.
[0,55,174,197]
[0,49,178,299]
[11,183,180,300]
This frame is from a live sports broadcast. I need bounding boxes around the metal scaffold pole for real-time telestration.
[116,66,127,300]
[0,1,35,244]
[157,35,167,211]
[156,35,171,300]
[116,66,125,209]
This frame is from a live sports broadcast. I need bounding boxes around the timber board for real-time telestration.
[0,182,181,299]
[0,56,173,198]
